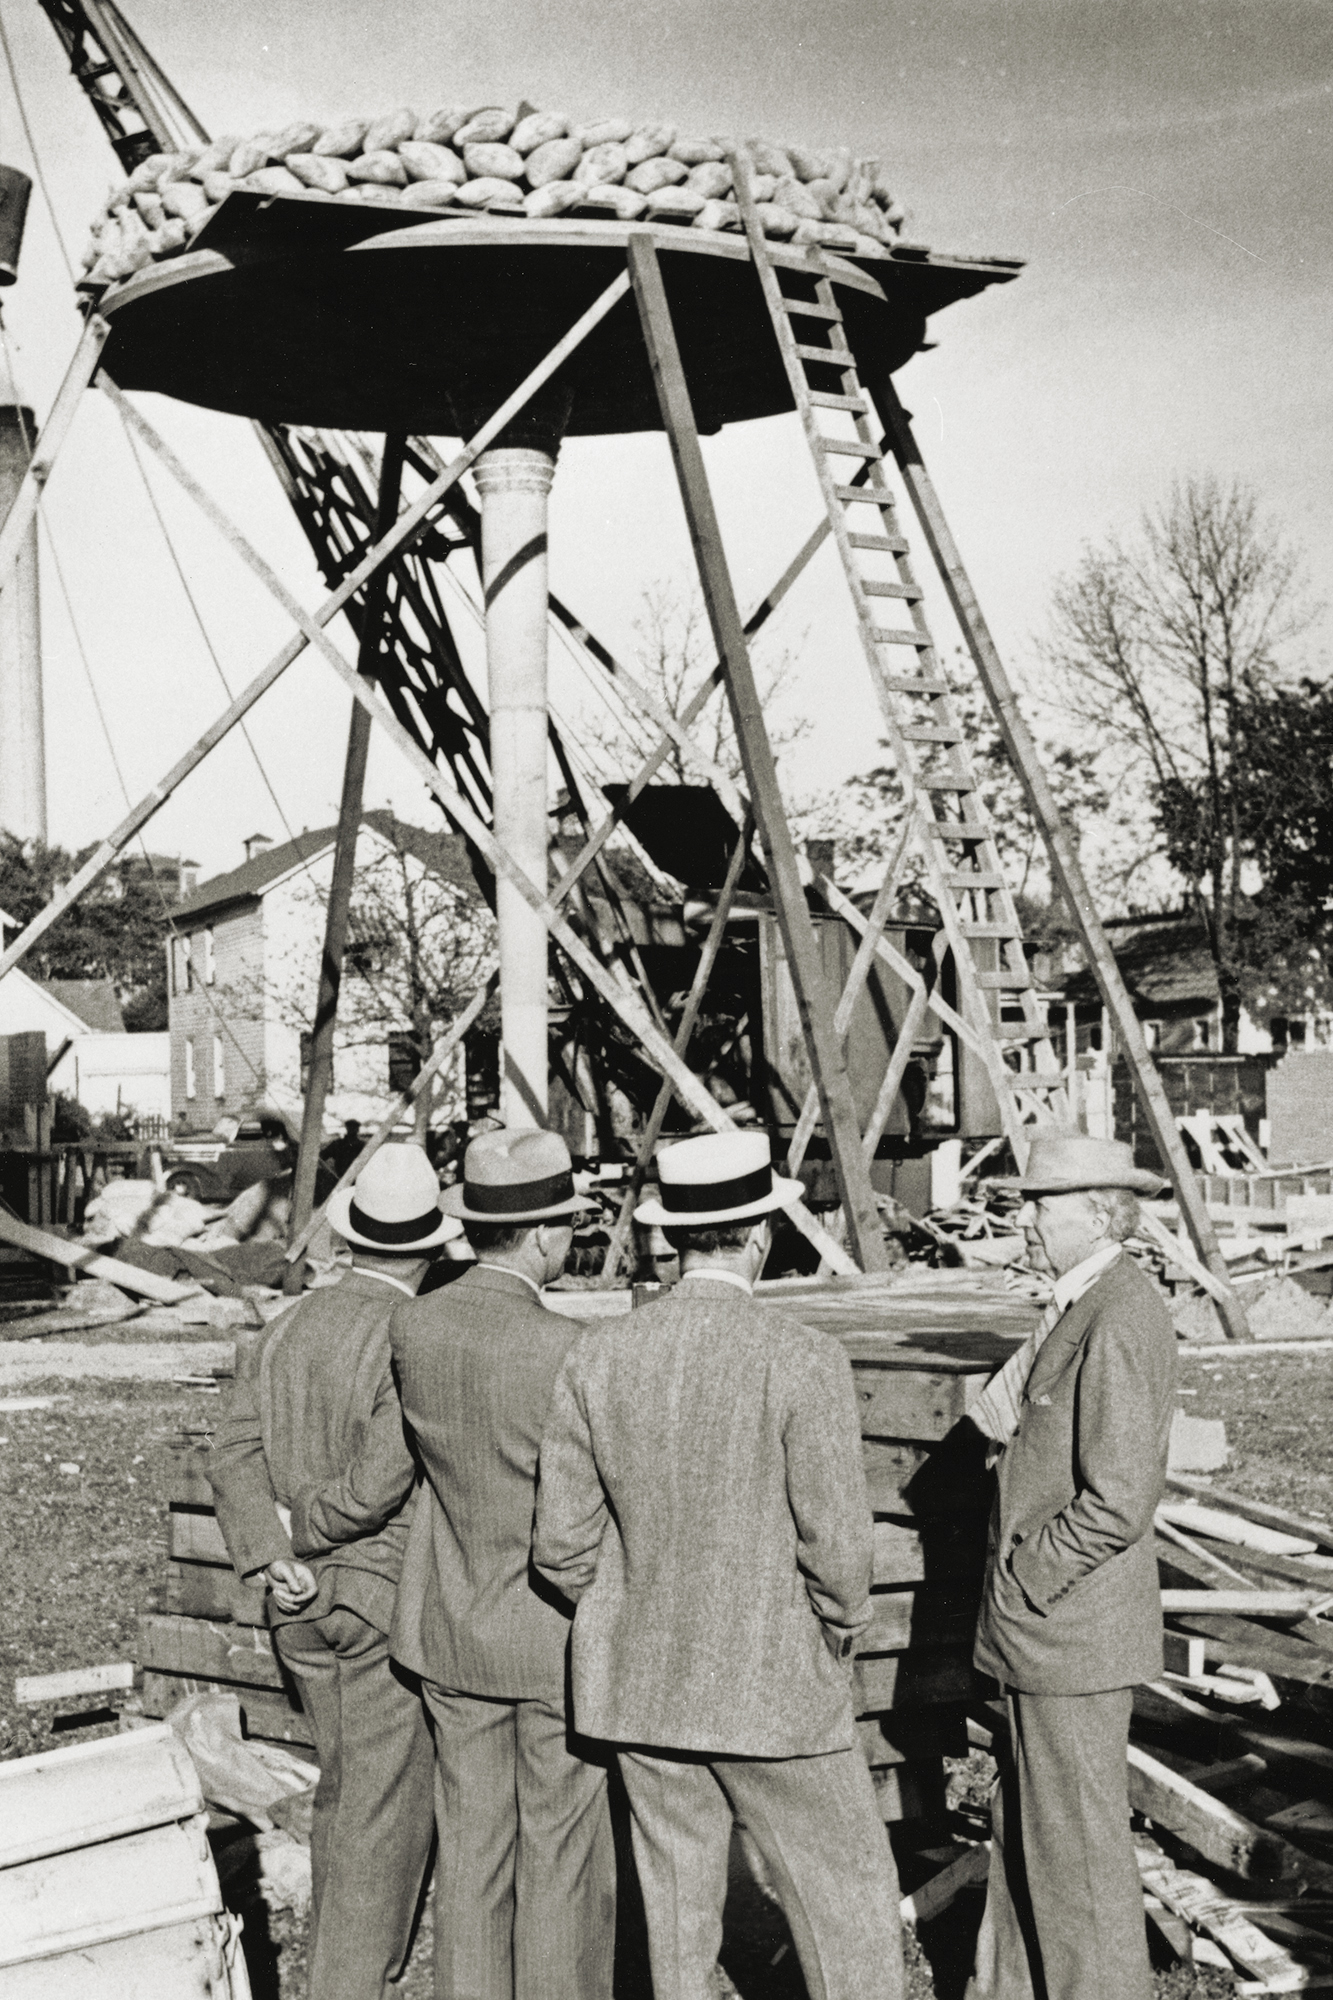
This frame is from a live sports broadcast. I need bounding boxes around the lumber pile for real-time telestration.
[0,1724,251,1994]
[80,106,914,291]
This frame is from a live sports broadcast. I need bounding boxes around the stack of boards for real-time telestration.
[0,1725,250,1998]
[139,1271,1032,1827]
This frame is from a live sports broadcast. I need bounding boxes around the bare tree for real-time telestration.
[583,582,813,791]
[1040,476,1319,1048]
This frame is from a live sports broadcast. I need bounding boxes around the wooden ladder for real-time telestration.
[730,155,1067,1162]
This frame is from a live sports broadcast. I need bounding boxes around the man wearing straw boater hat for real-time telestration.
[534,1129,904,2000]
[963,1132,1174,2000]
[209,1142,463,2000]
[387,1126,615,2000]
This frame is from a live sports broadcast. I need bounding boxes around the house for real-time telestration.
[166,813,490,1133]
[0,964,170,1122]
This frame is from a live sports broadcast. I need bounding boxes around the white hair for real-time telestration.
[1082,1186,1140,1243]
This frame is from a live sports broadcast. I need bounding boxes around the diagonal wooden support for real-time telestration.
[0,290,631,991]
[0,316,109,585]
[284,971,498,1267]
[628,232,888,1273]
[286,436,406,1279]
[601,818,754,1284]
[861,933,947,1163]
[105,379,854,1274]
[786,818,916,1177]
[873,375,1247,1335]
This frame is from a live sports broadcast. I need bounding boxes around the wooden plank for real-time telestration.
[1162,1631,1208,1680]
[0,317,109,585]
[856,1706,970,1767]
[860,1585,979,1656]
[166,1559,268,1626]
[168,1511,230,1564]
[627,231,887,1274]
[1169,1614,1333,1688]
[871,1760,947,1825]
[14,1660,135,1706]
[900,1844,991,1926]
[1138,1850,1315,1987]
[1126,1742,1333,1887]
[0,1725,201,1871]
[1166,1474,1333,1555]
[1161,1590,1314,1617]
[863,1433,993,1519]
[872,1517,986,1587]
[140,1672,313,1751]
[852,1364,987,1441]
[854,1648,975,1713]
[0,1213,196,1303]
[137,1612,284,1692]
[0,1815,218,1969]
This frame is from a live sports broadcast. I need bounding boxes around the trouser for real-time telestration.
[274,1607,434,2000]
[965,1686,1152,2000]
[617,1745,903,2000]
[423,1681,615,2000]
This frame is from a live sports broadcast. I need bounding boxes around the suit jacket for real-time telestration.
[973,1251,1176,1694]
[532,1274,873,1759]
[389,1264,583,1698]
[208,1269,418,1633]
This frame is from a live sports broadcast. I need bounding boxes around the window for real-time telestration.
[202,927,215,986]
[171,934,191,997]
[299,1031,312,1094]
[388,1031,420,1093]
[182,934,194,992]
[213,1035,225,1100]
[184,1038,197,1099]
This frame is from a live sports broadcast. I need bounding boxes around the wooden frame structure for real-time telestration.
[0,191,1247,1327]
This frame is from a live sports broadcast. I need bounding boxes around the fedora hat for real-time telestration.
[441,1127,588,1224]
[994,1131,1167,1197]
[327,1143,464,1254]
[634,1132,804,1228]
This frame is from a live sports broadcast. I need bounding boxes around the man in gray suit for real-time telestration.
[965,1132,1175,2000]
[209,1143,462,2000]
[534,1131,903,2000]
[389,1127,615,2000]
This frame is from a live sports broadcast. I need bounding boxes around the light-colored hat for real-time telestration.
[441,1127,587,1224]
[634,1132,804,1227]
[994,1131,1167,1197]
[327,1143,464,1254]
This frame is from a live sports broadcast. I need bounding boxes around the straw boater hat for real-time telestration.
[634,1132,804,1228]
[327,1143,465,1254]
[994,1132,1167,1198]
[441,1128,587,1225]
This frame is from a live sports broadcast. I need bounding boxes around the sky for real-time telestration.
[0,0,1328,884]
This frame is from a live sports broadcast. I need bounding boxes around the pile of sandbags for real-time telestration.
[80,103,911,291]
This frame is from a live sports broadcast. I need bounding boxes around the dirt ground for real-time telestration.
[4,1338,1330,1995]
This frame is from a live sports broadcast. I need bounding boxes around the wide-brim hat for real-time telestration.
[635,1132,804,1228]
[993,1131,1167,1198]
[441,1126,589,1224]
[327,1142,464,1254]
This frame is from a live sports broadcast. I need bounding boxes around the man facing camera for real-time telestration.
[534,1131,903,2000]
[209,1143,460,2000]
[389,1127,615,2000]
[965,1132,1175,2000]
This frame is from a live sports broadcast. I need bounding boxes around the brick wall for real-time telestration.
[168,902,266,1125]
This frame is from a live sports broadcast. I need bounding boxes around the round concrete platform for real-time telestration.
[97,192,1021,437]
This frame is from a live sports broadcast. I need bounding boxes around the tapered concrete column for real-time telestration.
[0,405,44,843]
[474,446,556,1127]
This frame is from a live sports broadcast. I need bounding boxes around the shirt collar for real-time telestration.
[1051,1241,1121,1315]
[678,1267,753,1297]
[477,1262,543,1299]
[353,1267,417,1299]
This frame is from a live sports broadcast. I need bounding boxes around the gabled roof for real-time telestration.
[43,979,126,1033]
[172,813,481,923]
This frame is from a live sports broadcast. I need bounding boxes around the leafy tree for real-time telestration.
[1038,476,1320,1048]
[0,834,169,1029]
